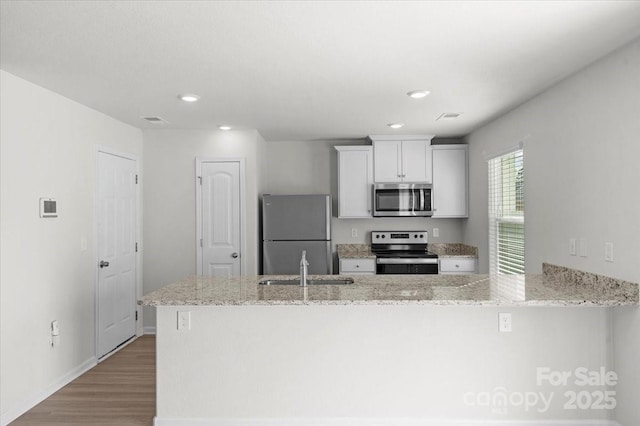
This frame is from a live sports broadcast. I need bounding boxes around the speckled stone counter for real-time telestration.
[429,243,478,258]
[140,263,638,307]
[336,243,375,259]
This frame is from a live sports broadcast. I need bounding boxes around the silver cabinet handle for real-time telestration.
[99,260,110,268]
[231,252,239,259]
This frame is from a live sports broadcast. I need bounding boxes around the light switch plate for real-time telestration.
[569,238,576,256]
[51,320,60,336]
[605,242,614,262]
[579,238,587,258]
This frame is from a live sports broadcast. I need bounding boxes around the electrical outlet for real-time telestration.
[433,228,439,238]
[177,311,191,331]
[499,312,512,332]
[569,238,576,256]
[50,320,60,347]
[604,242,614,262]
[351,228,357,238]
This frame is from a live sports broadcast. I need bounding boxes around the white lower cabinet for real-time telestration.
[339,258,376,275]
[439,258,477,274]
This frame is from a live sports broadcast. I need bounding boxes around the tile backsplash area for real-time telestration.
[428,243,478,257]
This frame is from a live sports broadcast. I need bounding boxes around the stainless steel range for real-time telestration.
[371,231,439,274]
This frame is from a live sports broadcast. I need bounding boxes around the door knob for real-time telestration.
[99,260,110,268]
[231,252,239,259]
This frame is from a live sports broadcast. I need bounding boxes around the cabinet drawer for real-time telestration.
[439,258,476,274]
[339,258,376,274]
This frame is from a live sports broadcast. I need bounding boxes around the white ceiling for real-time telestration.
[2,1,640,141]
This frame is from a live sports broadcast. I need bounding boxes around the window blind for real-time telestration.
[488,149,524,274]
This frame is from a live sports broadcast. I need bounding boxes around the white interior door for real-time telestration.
[97,151,137,358]
[199,161,241,277]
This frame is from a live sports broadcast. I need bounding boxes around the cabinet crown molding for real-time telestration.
[368,134,435,142]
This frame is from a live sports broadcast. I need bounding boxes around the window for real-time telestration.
[488,149,524,274]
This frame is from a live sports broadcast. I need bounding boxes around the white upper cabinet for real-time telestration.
[335,146,373,218]
[370,135,434,183]
[432,144,468,218]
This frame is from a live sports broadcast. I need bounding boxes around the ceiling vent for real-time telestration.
[141,116,169,124]
[436,112,461,121]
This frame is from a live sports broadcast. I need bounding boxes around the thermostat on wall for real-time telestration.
[40,198,58,218]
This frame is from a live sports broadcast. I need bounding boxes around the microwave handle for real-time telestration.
[420,189,425,211]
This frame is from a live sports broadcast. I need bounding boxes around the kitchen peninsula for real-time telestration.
[141,265,637,425]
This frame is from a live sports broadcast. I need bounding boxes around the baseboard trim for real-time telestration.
[0,356,97,426]
[143,325,156,335]
[98,335,137,363]
[153,418,621,426]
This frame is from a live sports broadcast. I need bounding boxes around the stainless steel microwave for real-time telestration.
[373,183,433,217]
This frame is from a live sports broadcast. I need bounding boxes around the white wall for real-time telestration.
[142,129,265,330]
[0,71,143,424]
[463,38,640,283]
[462,38,640,425]
[613,306,640,425]
[264,140,465,253]
[156,305,615,423]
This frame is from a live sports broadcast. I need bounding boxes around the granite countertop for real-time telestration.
[139,263,638,307]
[429,243,478,258]
[336,244,376,259]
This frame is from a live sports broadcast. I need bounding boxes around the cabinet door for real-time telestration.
[439,258,476,274]
[337,147,373,218]
[432,145,468,218]
[339,258,376,274]
[373,141,402,182]
[401,140,432,182]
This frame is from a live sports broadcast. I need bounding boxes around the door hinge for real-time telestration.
[197,176,202,185]
[135,174,138,184]
[135,311,138,321]
[135,242,138,252]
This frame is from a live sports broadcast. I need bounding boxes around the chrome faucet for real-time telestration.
[300,250,309,287]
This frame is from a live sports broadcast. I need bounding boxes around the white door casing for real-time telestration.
[196,159,242,277]
[97,151,137,358]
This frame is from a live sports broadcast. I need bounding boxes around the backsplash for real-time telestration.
[428,243,478,257]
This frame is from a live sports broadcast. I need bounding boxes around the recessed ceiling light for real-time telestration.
[387,123,405,129]
[407,90,430,99]
[218,125,232,131]
[436,112,462,120]
[179,93,200,102]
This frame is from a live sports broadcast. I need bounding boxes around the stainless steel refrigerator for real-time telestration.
[262,194,332,275]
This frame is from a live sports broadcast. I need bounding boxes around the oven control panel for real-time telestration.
[371,231,428,244]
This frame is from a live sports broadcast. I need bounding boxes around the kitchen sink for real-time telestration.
[258,278,354,286]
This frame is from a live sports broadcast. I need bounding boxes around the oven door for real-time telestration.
[376,257,439,274]
[373,183,433,217]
